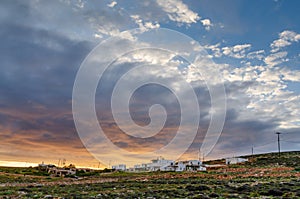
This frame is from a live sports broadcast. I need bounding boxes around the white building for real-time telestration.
[147,157,174,171]
[131,157,174,172]
[133,163,148,172]
[174,160,206,172]
[129,158,206,172]
[48,167,76,177]
[225,157,248,165]
[112,164,126,171]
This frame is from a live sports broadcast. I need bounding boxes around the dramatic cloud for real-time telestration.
[0,0,299,167]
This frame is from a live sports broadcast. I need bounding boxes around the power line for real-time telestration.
[253,140,276,148]
[282,140,300,144]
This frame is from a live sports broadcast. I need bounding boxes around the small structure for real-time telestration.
[133,163,148,172]
[225,157,248,165]
[173,160,206,172]
[112,164,126,171]
[128,157,206,172]
[38,162,56,171]
[147,157,174,171]
[48,167,76,177]
[38,162,78,177]
[131,157,174,172]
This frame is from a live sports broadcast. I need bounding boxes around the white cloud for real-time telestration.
[270,30,300,52]
[281,68,300,82]
[218,45,300,129]
[130,15,160,32]
[246,66,300,129]
[107,1,117,8]
[222,44,251,59]
[156,0,200,24]
[223,63,300,129]
[93,33,103,39]
[264,51,288,67]
[75,0,85,9]
[117,49,176,66]
[233,44,251,52]
[201,19,213,31]
[204,43,222,58]
[144,22,160,29]
[247,50,265,60]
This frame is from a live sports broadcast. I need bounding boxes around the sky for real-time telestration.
[0,0,300,168]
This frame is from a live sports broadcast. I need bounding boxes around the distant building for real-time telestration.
[225,157,248,165]
[38,162,56,171]
[147,157,174,171]
[129,157,206,172]
[112,164,126,171]
[133,163,148,172]
[38,162,78,177]
[48,167,76,177]
[173,160,206,172]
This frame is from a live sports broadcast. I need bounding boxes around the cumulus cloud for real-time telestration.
[281,68,300,82]
[201,18,213,31]
[264,51,288,67]
[204,43,222,58]
[130,15,160,32]
[270,30,300,52]
[218,37,300,131]
[222,44,251,58]
[156,0,200,24]
[107,1,117,8]
[247,50,265,60]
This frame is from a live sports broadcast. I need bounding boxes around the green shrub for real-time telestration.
[249,192,260,197]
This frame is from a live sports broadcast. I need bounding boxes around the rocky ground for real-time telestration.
[0,151,299,198]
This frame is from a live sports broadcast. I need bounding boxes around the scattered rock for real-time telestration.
[208,193,219,198]
[267,189,283,196]
[186,185,210,191]
[186,185,197,191]
[193,194,209,199]
[197,185,210,191]
[236,184,251,192]
[280,187,291,192]
[18,188,28,192]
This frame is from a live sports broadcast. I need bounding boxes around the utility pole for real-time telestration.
[276,132,281,157]
[198,149,205,162]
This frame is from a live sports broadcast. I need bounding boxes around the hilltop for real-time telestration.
[0,151,299,198]
[204,151,300,168]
